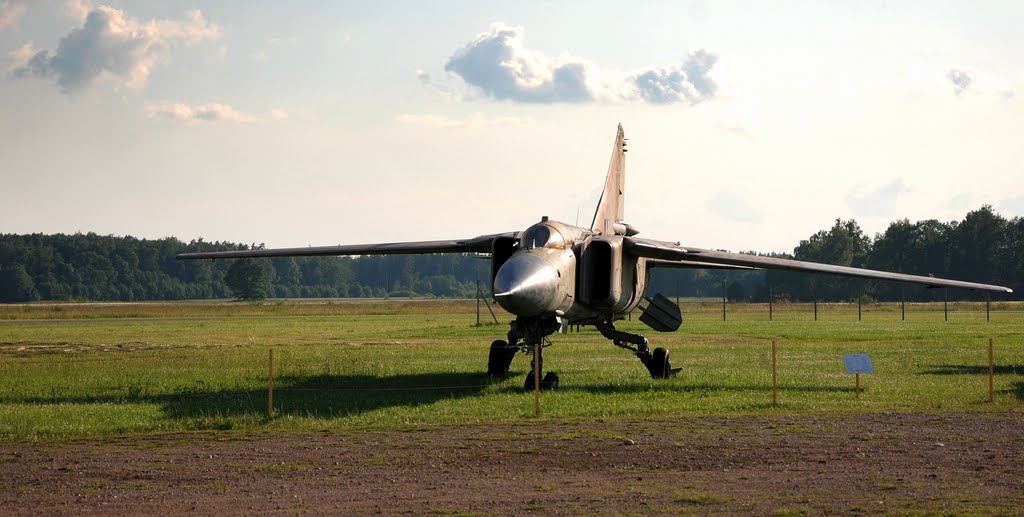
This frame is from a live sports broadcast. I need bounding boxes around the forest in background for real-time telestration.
[1,206,1021,303]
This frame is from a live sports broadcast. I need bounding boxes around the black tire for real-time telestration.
[524,371,537,390]
[541,372,559,390]
[488,340,511,377]
[650,347,671,379]
[524,371,559,390]
[503,342,517,371]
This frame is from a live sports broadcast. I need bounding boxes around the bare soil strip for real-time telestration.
[2,412,1022,515]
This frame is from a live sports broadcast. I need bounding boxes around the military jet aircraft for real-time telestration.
[177,125,1012,389]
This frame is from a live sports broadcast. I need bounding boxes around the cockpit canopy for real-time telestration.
[520,222,567,250]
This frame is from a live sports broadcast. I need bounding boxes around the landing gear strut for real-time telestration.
[595,320,677,379]
[495,316,560,390]
[523,343,559,390]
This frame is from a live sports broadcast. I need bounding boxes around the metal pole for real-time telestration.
[987,293,991,322]
[944,288,948,322]
[988,338,994,403]
[722,280,727,321]
[476,281,481,326]
[858,298,862,321]
[901,288,905,321]
[813,300,817,321]
[482,294,498,324]
[769,283,773,322]
[533,341,541,416]
[268,349,274,419]
[771,340,778,406]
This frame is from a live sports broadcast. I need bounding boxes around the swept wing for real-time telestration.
[176,233,515,260]
[626,237,1013,293]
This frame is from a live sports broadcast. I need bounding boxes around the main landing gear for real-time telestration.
[595,320,679,379]
[487,316,678,389]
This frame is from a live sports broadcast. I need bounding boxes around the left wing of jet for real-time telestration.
[626,237,1013,293]
[176,232,515,260]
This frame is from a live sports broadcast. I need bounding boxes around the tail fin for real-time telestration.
[590,124,626,234]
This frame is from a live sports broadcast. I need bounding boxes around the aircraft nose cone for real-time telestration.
[493,253,559,317]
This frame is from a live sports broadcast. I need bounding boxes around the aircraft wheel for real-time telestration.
[650,347,671,379]
[542,372,560,390]
[524,371,559,390]
[488,340,511,377]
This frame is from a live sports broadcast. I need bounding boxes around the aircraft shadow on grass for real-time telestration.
[4,371,855,423]
[922,365,1024,401]
[494,378,855,395]
[922,364,1024,376]
[1,372,492,421]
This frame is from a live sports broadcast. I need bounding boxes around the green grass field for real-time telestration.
[1,299,1022,441]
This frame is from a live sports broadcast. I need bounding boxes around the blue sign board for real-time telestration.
[843,354,874,374]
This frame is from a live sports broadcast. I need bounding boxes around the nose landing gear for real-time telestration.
[486,316,561,390]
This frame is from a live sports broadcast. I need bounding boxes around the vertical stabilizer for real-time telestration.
[590,124,626,234]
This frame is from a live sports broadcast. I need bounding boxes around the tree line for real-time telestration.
[0,234,490,302]
[1,205,1020,303]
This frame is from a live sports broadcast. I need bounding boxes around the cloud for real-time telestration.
[6,5,220,93]
[2,41,35,74]
[945,67,1018,100]
[443,23,718,105]
[706,190,763,223]
[413,68,462,103]
[0,0,26,31]
[64,0,91,21]
[845,179,910,217]
[947,68,972,96]
[394,112,532,129]
[631,50,718,104]
[145,101,273,125]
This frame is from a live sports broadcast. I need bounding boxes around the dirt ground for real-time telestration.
[2,412,1022,515]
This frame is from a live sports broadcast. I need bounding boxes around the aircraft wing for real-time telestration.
[625,237,1013,293]
[646,259,755,271]
[176,232,515,260]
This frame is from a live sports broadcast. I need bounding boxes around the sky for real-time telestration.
[1,1,1022,253]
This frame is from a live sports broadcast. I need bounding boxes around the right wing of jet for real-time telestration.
[646,259,755,271]
[625,237,1013,293]
[175,232,516,260]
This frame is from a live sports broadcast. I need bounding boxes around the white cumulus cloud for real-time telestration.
[7,5,221,93]
[443,23,718,106]
[631,50,717,104]
[947,68,972,97]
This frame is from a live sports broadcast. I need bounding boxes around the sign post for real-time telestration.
[533,341,541,417]
[268,349,274,419]
[843,354,874,400]
[988,338,994,403]
[771,340,778,406]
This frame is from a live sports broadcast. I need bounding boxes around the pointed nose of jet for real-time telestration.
[493,253,560,317]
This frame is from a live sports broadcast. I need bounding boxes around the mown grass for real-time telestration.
[1,299,1022,441]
